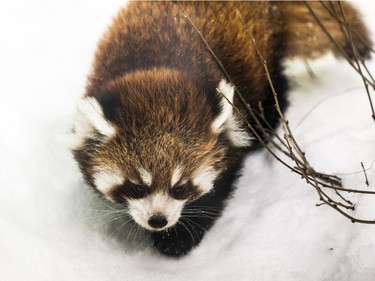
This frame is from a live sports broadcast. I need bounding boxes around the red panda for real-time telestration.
[72,1,371,256]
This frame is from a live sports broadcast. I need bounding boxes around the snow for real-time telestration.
[1,1,375,280]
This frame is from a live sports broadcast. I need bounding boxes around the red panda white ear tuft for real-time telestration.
[212,79,253,147]
[72,97,116,147]
[212,79,235,133]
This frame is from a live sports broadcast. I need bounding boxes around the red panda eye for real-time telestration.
[133,185,147,196]
[171,185,185,198]
[173,186,183,194]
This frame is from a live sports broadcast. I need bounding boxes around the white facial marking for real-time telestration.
[171,166,183,187]
[72,97,116,148]
[192,166,218,194]
[127,192,186,231]
[93,169,125,194]
[212,79,234,133]
[139,168,152,186]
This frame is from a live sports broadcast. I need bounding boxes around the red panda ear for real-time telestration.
[212,79,235,133]
[72,97,116,146]
[212,79,253,147]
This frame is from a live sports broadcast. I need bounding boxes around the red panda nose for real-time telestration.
[148,215,168,229]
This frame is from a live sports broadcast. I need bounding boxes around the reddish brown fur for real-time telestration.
[73,1,372,256]
[88,69,227,195]
[87,1,281,114]
[87,1,371,116]
[279,1,372,59]
[78,1,372,200]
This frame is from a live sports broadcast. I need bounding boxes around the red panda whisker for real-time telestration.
[84,212,129,224]
[180,218,202,243]
[128,224,143,243]
[88,215,132,234]
[181,210,219,216]
[177,220,196,246]
[182,207,221,212]
[183,205,222,210]
[181,217,208,233]
[107,218,135,239]
[83,208,128,214]
[125,222,139,242]
[172,226,179,241]
[96,197,127,212]
[182,214,218,221]
[182,209,221,216]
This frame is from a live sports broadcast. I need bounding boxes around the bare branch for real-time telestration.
[361,162,370,186]
[305,1,375,121]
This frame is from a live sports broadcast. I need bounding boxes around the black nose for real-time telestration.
[148,215,168,229]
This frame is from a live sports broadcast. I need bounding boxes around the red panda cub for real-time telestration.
[72,2,371,256]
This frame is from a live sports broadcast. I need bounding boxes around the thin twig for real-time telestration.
[338,2,375,121]
[361,162,370,186]
[319,1,375,55]
[304,1,375,88]
[303,60,317,79]
[306,1,375,122]
[337,1,375,122]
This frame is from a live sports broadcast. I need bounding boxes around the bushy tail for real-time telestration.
[277,1,372,60]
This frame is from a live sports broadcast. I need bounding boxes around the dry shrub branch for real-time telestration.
[305,1,375,121]
[177,1,375,224]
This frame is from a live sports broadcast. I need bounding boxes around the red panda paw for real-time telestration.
[153,225,205,257]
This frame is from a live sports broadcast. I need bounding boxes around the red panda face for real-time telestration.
[92,159,224,231]
[81,134,225,231]
[72,69,251,231]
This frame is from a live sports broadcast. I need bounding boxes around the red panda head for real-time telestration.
[72,68,251,231]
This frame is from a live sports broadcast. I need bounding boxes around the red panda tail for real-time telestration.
[277,1,372,60]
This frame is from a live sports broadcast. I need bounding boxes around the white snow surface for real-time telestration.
[1,1,375,280]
